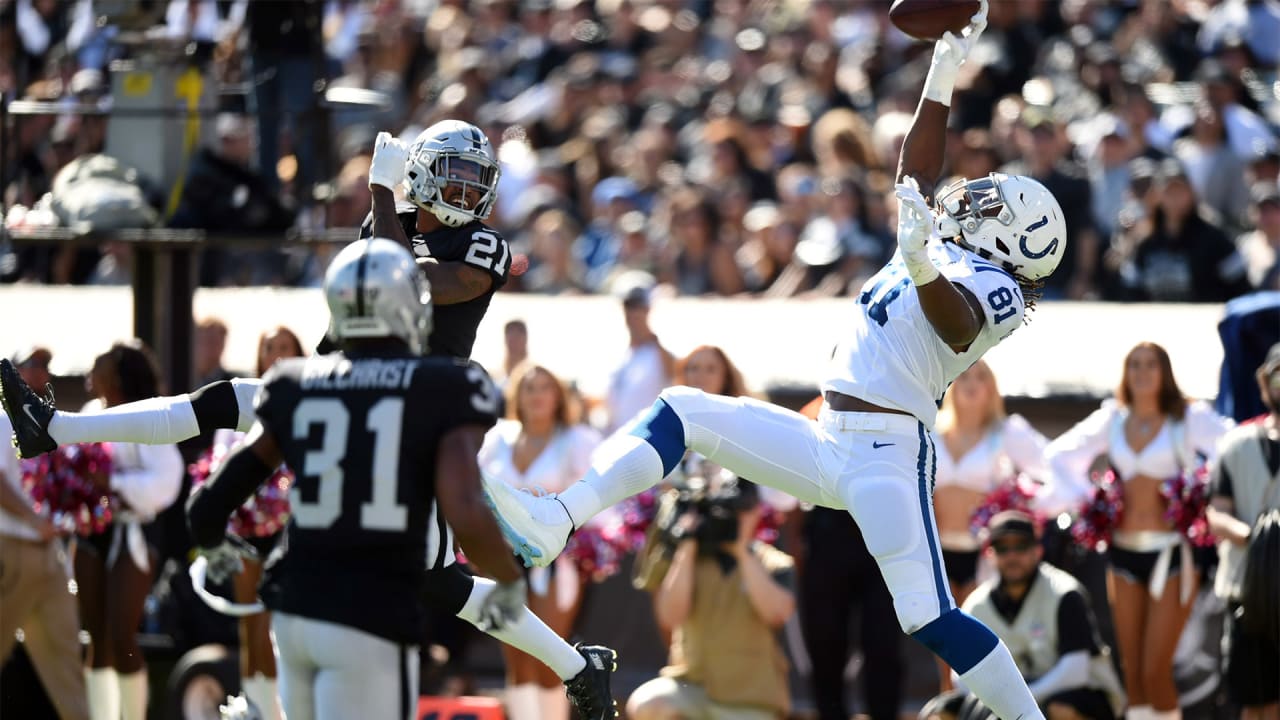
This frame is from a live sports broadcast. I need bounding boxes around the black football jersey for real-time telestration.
[358,202,511,359]
[253,351,500,643]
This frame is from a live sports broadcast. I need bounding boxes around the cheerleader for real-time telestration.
[478,362,602,720]
[930,359,1050,690]
[78,342,183,720]
[1045,342,1233,720]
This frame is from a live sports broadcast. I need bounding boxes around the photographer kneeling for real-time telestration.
[628,474,796,720]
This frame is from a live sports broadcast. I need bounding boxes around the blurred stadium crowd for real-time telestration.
[2,0,1279,301]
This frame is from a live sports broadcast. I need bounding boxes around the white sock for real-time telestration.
[118,669,148,720]
[1127,705,1153,720]
[957,641,1045,720]
[505,683,540,720]
[558,435,663,527]
[538,686,570,720]
[1149,709,1181,720]
[459,577,586,681]
[242,674,284,720]
[86,667,120,720]
[49,395,199,445]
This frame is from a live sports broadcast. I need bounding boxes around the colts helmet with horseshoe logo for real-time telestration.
[936,172,1067,282]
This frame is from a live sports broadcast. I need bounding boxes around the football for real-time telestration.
[888,0,981,41]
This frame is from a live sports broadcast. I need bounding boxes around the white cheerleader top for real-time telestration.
[931,414,1049,493]
[1043,399,1233,515]
[478,420,602,496]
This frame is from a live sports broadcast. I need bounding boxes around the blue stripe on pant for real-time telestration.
[916,422,952,614]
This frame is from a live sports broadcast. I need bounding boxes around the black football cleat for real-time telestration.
[565,644,618,720]
[0,358,58,459]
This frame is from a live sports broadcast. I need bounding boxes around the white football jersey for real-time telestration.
[821,241,1025,428]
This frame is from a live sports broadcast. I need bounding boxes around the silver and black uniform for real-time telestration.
[354,202,512,359]
[202,352,498,644]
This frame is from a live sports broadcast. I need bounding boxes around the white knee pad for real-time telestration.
[657,386,739,457]
[844,476,945,633]
[231,378,264,433]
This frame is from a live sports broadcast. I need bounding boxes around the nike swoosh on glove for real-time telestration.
[368,131,410,191]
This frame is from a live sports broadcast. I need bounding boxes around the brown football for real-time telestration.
[888,0,981,40]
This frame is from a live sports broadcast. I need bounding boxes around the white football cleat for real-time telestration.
[480,473,575,568]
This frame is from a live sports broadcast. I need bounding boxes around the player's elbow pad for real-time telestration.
[186,448,275,549]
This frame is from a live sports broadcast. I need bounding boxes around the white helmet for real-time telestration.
[404,120,501,227]
[325,238,432,354]
[936,173,1067,282]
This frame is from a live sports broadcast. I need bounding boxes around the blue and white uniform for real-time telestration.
[638,242,1026,634]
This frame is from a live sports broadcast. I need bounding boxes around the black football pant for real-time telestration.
[800,507,905,720]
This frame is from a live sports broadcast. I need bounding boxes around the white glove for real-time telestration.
[200,540,246,585]
[368,131,410,191]
[475,579,526,632]
[924,0,989,106]
[895,176,940,286]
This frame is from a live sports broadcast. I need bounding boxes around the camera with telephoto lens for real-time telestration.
[663,476,759,553]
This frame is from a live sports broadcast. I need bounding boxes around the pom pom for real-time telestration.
[21,443,116,536]
[969,475,1041,539]
[190,436,293,539]
[1070,469,1124,552]
[1161,465,1216,548]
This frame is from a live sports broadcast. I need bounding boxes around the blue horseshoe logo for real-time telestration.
[1018,215,1059,259]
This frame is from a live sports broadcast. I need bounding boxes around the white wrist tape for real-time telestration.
[924,53,959,106]
[904,248,940,286]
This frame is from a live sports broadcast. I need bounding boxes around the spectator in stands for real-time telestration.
[1236,182,1280,292]
[657,186,744,297]
[922,511,1125,720]
[1002,107,1100,300]
[242,1,325,206]
[1084,114,1138,240]
[1170,99,1249,235]
[169,113,295,286]
[1207,343,1280,720]
[597,271,672,433]
[628,475,795,720]
[78,341,183,720]
[1124,159,1250,302]
[479,362,601,720]
[0,346,90,720]
[192,316,232,389]
[498,319,530,392]
[526,209,589,295]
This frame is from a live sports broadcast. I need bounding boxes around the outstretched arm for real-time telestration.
[894,2,990,350]
[186,422,284,548]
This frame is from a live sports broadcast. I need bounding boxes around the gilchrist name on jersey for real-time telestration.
[299,356,420,391]
[253,353,500,644]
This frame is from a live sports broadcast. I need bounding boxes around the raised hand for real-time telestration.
[895,176,941,285]
[368,131,410,191]
[937,0,989,63]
